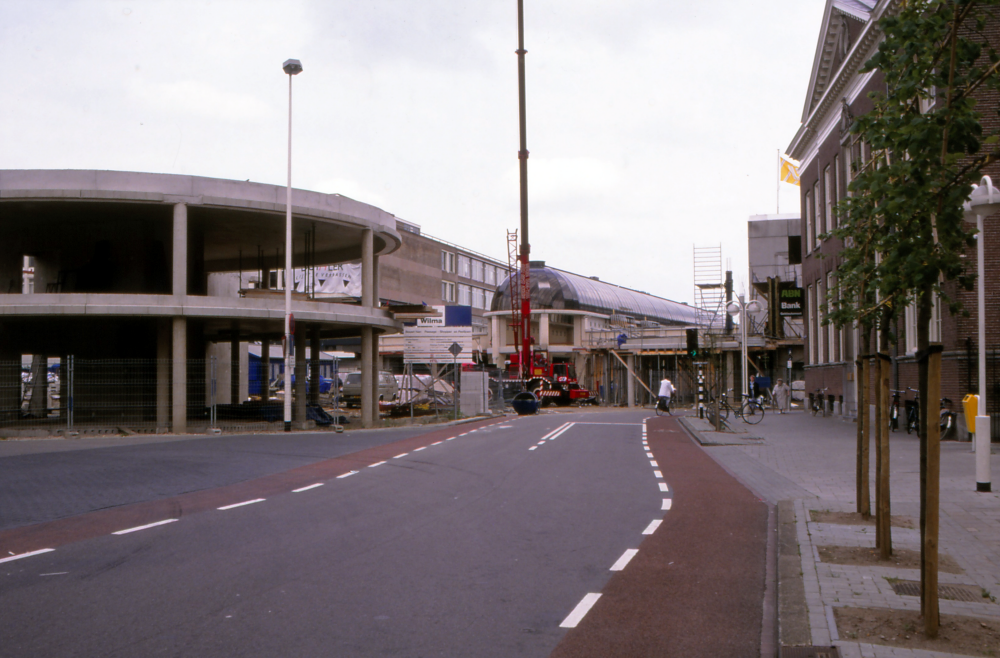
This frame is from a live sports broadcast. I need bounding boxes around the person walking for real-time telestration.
[657,377,675,414]
[773,378,791,414]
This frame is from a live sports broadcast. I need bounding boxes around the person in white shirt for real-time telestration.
[657,377,675,414]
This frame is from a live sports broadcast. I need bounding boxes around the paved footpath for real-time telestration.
[681,409,1000,658]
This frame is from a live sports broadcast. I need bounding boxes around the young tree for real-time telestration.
[829,0,1000,637]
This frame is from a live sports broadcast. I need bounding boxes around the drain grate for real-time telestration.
[889,579,985,603]
[781,647,840,658]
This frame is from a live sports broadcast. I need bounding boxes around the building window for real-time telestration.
[807,284,816,365]
[826,272,837,362]
[904,293,942,353]
[813,182,822,248]
[441,251,455,273]
[486,266,497,286]
[805,190,814,252]
[458,255,471,279]
[817,279,826,364]
[471,287,486,309]
[458,283,472,306]
[485,289,494,309]
[472,260,484,282]
[442,281,456,303]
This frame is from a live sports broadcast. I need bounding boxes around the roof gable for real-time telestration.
[801,0,876,122]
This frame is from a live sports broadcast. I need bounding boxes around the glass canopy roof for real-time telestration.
[491,265,701,326]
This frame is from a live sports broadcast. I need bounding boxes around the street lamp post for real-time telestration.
[282,58,302,433]
[727,294,762,404]
[964,175,1000,491]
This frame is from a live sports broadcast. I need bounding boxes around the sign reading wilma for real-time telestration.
[778,283,804,317]
[404,326,474,364]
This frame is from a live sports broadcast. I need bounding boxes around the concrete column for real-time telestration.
[230,324,240,406]
[626,353,635,408]
[491,316,502,365]
[539,313,550,350]
[261,338,271,400]
[28,355,46,417]
[361,326,374,427]
[157,320,170,431]
[172,203,188,297]
[295,322,307,426]
[0,338,18,424]
[372,254,380,307]
[309,325,321,406]
[361,229,374,308]
[172,317,187,433]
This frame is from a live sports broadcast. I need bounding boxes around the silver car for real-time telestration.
[341,371,399,408]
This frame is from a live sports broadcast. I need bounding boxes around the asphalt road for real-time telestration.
[0,410,768,657]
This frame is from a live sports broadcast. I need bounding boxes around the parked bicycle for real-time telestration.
[811,388,828,417]
[889,389,902,432]
[939,397,956,440]
[738,393,766,425]
[905,387,920,434]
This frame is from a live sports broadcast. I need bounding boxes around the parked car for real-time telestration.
[791,380,805,402]
[341,371,399,408]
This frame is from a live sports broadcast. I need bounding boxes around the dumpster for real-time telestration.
[511,391,539,415]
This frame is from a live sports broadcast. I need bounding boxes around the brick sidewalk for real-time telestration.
[681,410,1000,658]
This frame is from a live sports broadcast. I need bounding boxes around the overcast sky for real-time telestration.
[1,0,824,304]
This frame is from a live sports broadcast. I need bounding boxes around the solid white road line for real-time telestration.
[654,470,663,478]
[610,549,639,572]
[112,519,178,535]
[0,548,55,564]
[642,520,662,535]
[659,482,670,492]
[292,483,324,493]
[662,499,673,510]
[559,593,602,628]
[337,471,358,479]
[217,498,265,511]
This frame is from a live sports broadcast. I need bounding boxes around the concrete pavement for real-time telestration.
[681,408,1000,658]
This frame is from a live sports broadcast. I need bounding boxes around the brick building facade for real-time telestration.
[787,0,1000,423]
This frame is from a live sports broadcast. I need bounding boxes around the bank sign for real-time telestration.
[778,284,804,317]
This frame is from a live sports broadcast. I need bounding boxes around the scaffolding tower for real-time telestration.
[693,244,724,331]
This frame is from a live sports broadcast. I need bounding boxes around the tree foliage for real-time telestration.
[829,0,1000,331]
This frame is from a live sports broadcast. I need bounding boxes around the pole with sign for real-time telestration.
[449,341,462,419]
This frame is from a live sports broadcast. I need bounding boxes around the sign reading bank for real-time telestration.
[778,284,803,317]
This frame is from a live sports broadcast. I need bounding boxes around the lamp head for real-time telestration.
[746,299,762,314]
[726,301,741,316]
[282,59,303,75]
[965,175,1000,223]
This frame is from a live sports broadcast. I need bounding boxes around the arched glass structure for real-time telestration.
[491,264,701,326]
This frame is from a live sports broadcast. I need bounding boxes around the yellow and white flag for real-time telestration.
[779,155,800,186]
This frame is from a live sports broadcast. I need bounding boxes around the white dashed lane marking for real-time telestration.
[0,548,55,564]
[560,593,602,628]
[642,520,662,535]
[112,519,178,535]
[292,483,323,493]
[217,498,265,511]
[659,482,669,492]
[662,499,673,511]
[610,549,639,571]
[337,470,358,479]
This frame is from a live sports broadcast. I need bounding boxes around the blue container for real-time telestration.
[511,391,539,415]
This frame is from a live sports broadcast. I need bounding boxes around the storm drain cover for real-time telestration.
[781,647,840,658]
[889,579,985,603]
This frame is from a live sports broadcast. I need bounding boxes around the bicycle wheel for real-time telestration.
[740,400,764,425]
[655,401,665,416]
[939,413,954,440]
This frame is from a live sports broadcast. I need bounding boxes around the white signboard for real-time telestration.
[404,326,474,364]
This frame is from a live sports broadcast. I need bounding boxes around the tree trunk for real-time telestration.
[917,284,940,638]
[878,351,892,558]
[857,330,871,518]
